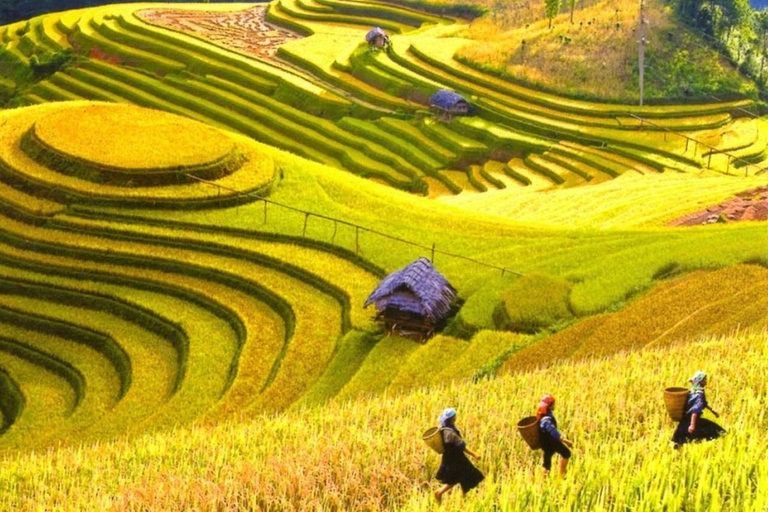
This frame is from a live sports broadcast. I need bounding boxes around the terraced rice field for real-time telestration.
[0,329,764,510]
[0,101,386,448]
[0,0,765,467]
[3,1,766,198]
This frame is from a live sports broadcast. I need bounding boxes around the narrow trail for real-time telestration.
[643,287,753,349]
[668,186,768,225]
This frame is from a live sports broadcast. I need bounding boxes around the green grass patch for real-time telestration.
[478,162,506,189]
[0,101,276,207]
[0,350,75,450]
[277,39,415,114]
[420,118,487,158]
[377,116,457,164]
[29,81,87,102]
[335,335,419,400]
[338,116,440,171]
[314,0,450,26]
[497,272,575,333]
[275,0,411,33]
[69,18,185,74]
[0,302,131,398]
[0,335,84,412]
[387,334,468,391]
[298,330,378,405]
[0,366,24,434]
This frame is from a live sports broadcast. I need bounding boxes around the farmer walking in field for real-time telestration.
[433,407,484,504]
[672,371,725,449]
[537,394,573,477]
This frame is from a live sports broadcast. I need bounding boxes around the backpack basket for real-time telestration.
[664,387,689,421]
[422,427,445,454]
[517,416,541,450]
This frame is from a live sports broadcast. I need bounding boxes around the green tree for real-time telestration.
[545,0,562,28]
[756,10,768,82]
[568,0,578,23]
[716,0,752,41]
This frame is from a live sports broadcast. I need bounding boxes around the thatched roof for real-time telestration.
[365,27,388,43]
[364,257,457,321]
[430,89,469,111]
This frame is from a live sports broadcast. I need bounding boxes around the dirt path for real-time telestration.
[667,186,768,226]
[137,6,301,60]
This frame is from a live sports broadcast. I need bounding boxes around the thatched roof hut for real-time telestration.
[429,89,470,120]
[365,27,391,48]
[364,257,457,341]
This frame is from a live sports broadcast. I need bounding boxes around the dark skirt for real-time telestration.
[436,448,484,493]
[540,433,571,471]
[672,414,726,446]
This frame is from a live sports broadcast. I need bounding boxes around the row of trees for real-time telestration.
[539,0,767,94]
[545,0,580,28]
[672,0,768,91]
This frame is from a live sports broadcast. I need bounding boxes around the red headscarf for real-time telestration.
[536,394,555,420]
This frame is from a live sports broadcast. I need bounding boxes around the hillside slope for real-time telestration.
[0,0,765,455]
[0,329,763,510]
[1,1,765,198]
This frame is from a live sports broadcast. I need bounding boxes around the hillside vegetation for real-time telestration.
[457,0,763,101]
[0,329,764,510]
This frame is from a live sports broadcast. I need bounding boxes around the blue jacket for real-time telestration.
[538,412,561,441]
[686,389,708,415]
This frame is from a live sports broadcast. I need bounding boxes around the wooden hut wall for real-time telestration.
[381,307,434,341]
[453,102,469,114]
[374,290,425,316]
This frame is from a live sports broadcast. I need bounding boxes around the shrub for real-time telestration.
[29,49,75,79]
[455,275,516,332]
[496,272,574,333]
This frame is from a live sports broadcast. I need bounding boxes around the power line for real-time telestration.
[627,113,767,175]
[180,173,525,277]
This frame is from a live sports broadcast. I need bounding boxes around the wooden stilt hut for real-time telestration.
[364,257,457,342]
[429,89,470,121]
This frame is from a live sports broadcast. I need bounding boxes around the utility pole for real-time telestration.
[638,0,646,106]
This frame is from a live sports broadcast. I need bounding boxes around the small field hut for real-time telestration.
[430,89,470,121]
[364,257,457,342]
[365,27,391,49]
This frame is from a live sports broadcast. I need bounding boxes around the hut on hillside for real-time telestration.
[430,89,470,121]
[365,27,391,49]
[364,257,457,342]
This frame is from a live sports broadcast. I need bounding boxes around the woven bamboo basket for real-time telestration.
[664,387,689,421]
[422,427,445,454]
[517,416,540,450]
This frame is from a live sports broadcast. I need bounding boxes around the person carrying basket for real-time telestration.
[433,407,484,504]
[537,394,573,477]
[672,371,725,449]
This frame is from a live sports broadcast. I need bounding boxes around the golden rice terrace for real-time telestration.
[0,2,765,197]
[0,0,765,454]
